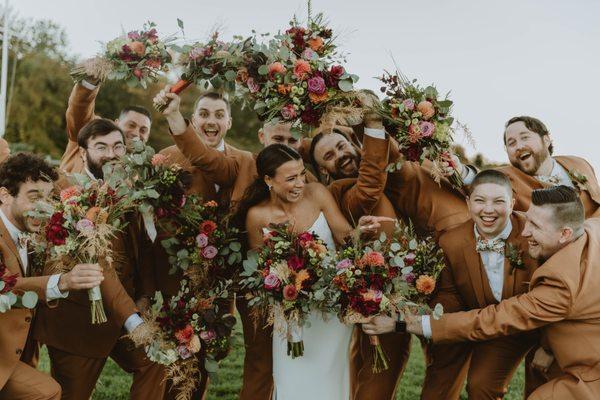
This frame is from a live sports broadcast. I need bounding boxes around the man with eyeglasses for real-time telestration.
[60,76,153,174]
[34,118,165,400]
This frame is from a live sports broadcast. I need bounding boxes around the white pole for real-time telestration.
[0,0,9,138]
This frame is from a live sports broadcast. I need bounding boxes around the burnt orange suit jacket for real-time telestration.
[0,218,53,388]
[498,156,600,219]
[431,218,600,400]
[0,138,9,163]
[60,83,99,174]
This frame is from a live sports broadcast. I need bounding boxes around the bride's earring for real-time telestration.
[267,184,273,191]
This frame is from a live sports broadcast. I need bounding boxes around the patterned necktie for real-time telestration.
[17,232,29,250]
[475,238,505,254]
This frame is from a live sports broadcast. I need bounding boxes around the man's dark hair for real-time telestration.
[119,105,152,122]
[309,132,327,179]
[504,115,554,155]
[0,153,58,196]
[531,185,584,232]
[77,118,124,148]
[469,169,513,196]
[193,91,231,115]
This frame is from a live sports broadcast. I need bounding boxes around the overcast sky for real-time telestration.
[12,0,600,171]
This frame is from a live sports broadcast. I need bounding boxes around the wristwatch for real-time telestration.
[395,315,406,333]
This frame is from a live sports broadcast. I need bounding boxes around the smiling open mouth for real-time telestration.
[519,151,532,161]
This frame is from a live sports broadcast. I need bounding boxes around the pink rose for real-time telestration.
[417,101,435,120]
[298,232,314,243]
[403,272,416,284]
[200,330,217,341]
[247,77,260,94]
[127,31,141,40]
[177,345,192,359]
[293,59,311,80]
[402,99,415,111]
[196,233,209,248]
[151,154,168,166]
[404,253,416,266]
[189,46,205,61]
[302,48,316,60]
[201,245,218,259]
[418,121,436,138]
[264,273,281,290]
[281,104,297,120]
[307,76,326,95]
[76,218,94,233]
[336,258,353,270]
[287,255,304,271]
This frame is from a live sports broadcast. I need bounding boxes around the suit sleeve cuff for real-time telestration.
[81,80,98,91]
[422,315,433,339]
[462,165,477,185]
[124,313,144,333]
[364,128,386,140]
[46,274,69,301]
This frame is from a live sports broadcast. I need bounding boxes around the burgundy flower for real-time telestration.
[45,212,68,246]
[300,105,321,127]
[146,28,159,44]
[307,76,326,95]
[127,31,141,40]
[287,255,305,271]
[404,145,423,162]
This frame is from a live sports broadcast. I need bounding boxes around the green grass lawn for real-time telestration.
[39,322,525,399]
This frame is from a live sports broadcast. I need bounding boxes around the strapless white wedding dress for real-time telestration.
[272,212,353,400]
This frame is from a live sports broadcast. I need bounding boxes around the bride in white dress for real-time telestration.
[235,144,391,400]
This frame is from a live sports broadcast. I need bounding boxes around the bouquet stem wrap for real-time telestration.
[286,319,304,359]
[156,79,192,112]
[88,284,106,324]
[368,334,389,373]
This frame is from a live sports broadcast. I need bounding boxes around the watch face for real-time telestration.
[395,320,407,333]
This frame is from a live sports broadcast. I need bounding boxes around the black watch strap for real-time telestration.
[395,320,406,333]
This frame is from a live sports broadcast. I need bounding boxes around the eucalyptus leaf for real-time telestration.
[21,291,38,309]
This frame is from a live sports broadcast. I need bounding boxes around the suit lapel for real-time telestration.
[0,218,25,276]
[462,229,487,307]
[501,215,522,299]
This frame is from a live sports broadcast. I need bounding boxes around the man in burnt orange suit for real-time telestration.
[415,170,538,399]
[0,154,107,400]
[367,185,600,399]
[60,78,153,174]
[308,117,474,399]
[34,119,165,400]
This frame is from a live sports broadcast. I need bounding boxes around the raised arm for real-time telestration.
[66,81,100,143]
[154,87,239,188]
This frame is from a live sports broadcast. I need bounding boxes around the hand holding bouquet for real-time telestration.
[239,12,359,135]
[71,22,174,88]
[241,223,331,358]
[0,262,38,313]
[35,176,129,324]
[377,69,471,188]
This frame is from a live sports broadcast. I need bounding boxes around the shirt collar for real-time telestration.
[84,167,98,181]
[216,140,225,152]
[0,208,22,246]
[474,218,512,242]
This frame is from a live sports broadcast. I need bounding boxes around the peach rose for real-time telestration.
[417,101,435,120]
[360,251,385,268]
[268,62,287,77]
[415,275,436,294]
[293,59,311,80]
[129,41,146,57]
[60,186,81,202]
[307,37,324,51]
[151,154,168,166]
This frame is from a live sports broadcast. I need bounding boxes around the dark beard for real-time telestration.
[332,153,361,180]
[86,153,105,180]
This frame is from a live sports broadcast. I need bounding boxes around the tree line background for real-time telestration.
[2,11,498,168]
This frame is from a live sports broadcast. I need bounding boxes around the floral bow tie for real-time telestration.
[535,174,561,186]
[475,238,505,254]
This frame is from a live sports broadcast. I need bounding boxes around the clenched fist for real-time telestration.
[58,263,104,292]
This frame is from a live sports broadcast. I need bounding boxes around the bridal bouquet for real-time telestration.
[36,177,129,324]
[238,11,359,135]
[130,280,235,400]
[377,69,470,188]
[384,222,445,317]
[71,22,173,88]
[156,30,252,111]
[109,140,190,242]
[0,262,38,313]
[331,236,398,373]
[241,223,331,358]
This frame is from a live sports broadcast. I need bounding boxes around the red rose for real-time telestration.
[45,212,68,246]
[300,105,322,127]
[283,284,298,301]
[287,255,304,271]
[200,220,217,235]
[404,145,423,162]
[330,65,345,79]
[175,325,194,344]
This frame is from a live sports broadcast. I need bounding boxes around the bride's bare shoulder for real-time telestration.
[246,203,270,226]
[304,182,328,197]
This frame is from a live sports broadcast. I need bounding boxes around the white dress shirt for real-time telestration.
[421,220,513,338]
[214,139,226,193]
[535,159,575,188]
[0,209,68,301]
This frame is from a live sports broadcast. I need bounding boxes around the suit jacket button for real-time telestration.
[16,349,22,355]
[25,317,31,323]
